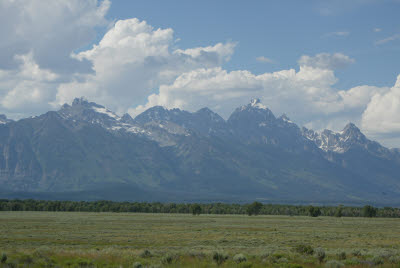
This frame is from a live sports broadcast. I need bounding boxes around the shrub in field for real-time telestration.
[266,255,277,264]
[6,261,17,268]
[1,253,7,263]
[314,247,326,263]
[337,251,346,260]
[277,257,289,264]
[287,264,303,268]
[212,251,228,265]
[388,256,400,264]
[372,256,384,265]
[161,254,175,265]
[132,262,142,268]
[325,260,344,268]
[77,259,93,267]
[344,258,360,265]
[233,253,247,263]
[139,249,152,258]
[272,253,285,259]
[376,249,394,258]
[187,250,206,259]
[33,246,51,258]
[19,255,34,265]
[295,244,314,255]
[261,251,271,259]
[267,253,285,264]
[239,262,253,268]
[351,249,361,257]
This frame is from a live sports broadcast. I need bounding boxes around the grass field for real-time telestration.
[1,212,400,267]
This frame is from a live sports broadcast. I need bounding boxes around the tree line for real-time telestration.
[0,199,399,217]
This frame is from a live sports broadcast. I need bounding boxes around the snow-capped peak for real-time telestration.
[59,98,121,125]
[302,122,369,153]
[91,106,120,120]
[249,98,267,109]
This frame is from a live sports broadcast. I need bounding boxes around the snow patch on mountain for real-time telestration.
[52,97,400,155]
[92,107,120,120]
[250,98,267,109]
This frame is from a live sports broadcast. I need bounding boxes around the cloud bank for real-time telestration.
[0,1,399,147]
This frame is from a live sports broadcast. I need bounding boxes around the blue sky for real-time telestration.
[106,0,400,89]
[0,0,400,147]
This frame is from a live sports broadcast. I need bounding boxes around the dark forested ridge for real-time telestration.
[1,199,399,218]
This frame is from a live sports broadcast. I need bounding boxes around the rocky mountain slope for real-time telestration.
[0,97,399,205]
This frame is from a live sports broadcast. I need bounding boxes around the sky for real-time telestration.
[0,0,400,147]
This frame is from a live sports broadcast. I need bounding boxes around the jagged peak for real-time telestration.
[72,97,88,106]
[342,122,360,133]
[152,105,167,110]
[196,107,214,114]
[322,129,335,135]
[235,98,269,111]
[249,98,268,110]
[250,98,261,105]
[120,113,134,124]
[229,99,276,124]
[71,97,104,109]
[196,107,219,116]
[61,103,70,109]
[278,114,293,123]
[195,107,225,123]
[59,97,120,121]
[121,113,133,121]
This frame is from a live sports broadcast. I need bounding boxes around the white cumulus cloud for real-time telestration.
[0,53,59,115]
[0,0,110,72]
[0,0,110,116]
[133,58,385,133]
[56,18,236,114]
[362,75,400,135]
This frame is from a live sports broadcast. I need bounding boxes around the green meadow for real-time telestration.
[1,212,400,267]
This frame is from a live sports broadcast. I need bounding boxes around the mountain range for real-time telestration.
[1,97,399,205]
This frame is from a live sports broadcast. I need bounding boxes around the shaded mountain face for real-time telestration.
[227,99,319,153]
[0,97,400,205]
[134,105,229,137]
[0,114,13,125]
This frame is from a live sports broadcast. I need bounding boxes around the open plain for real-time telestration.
[1,212,400,267]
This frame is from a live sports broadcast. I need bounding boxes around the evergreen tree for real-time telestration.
[308,206,321,217]
[247,201,263,216]
[191,204,202,215]
[334,205,343,217]
[362,205,377,217]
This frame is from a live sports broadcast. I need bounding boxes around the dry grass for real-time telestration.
[0,212,400,267]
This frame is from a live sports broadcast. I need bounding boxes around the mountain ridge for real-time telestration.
[0,97,399,205]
